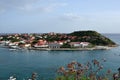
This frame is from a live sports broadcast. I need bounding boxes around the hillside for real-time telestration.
[68,30,116,46]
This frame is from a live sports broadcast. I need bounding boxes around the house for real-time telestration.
[70,42,81,48]
[70,42,90,48]
[57,41,65,45]
[25,44,31,48]
[48,43,61,49]
[8,42,19,49]
[20,40,26,44]
[34,44,48,48]
[34,40,48,48]
[0,41,6,46]
[38,40,47,45]
[49,32,56,35]
[0,37,3,39]
[30,36,35,40]
[5,41,11,45]
[19,43,25,48]
[80,42,90,48]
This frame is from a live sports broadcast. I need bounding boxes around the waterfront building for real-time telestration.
[48,43,61,48]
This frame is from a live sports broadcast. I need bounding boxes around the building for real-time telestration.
[70,42,90,48]
[48,43,61,49]
[25,44,31,48]
[80,42,90,48]
[34,44,48,48]
[34,40,48,48]
[70,42,81,48]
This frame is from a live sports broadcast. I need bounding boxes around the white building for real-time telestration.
[80,42,90,48]
[70,42,90,48]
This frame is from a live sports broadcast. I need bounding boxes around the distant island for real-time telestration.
[0,30,117,51]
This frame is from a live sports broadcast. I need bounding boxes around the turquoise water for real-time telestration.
[0,34,120,80]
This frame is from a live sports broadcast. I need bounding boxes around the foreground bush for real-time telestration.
[56,59,120,80]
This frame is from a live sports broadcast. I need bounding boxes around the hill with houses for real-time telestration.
[0,30,117,50]
[68,31,116,46]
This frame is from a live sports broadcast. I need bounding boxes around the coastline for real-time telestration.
[27,46,116,51]
[0,44,118,51]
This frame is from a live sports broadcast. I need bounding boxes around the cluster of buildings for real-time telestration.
[0,33,91,50]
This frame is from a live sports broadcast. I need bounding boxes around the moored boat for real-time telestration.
[8,76,16,80]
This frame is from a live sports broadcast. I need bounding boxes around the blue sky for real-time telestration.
[0,0,120,33]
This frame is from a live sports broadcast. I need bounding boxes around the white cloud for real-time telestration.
[17,4,34,11]
[0,7,5,14]
[0,0,67,13]
[39,3,67,12]
[60,13,81,21]
[18,3,67,13]
[0,0,39,13]
[64,13,80,18]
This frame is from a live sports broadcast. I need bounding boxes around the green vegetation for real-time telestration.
[68,30,116,46]
[68,31,100,37]
[60,43,71,48]
[10,38,20,42]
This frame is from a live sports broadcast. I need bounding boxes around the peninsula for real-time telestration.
[0,30,117,50]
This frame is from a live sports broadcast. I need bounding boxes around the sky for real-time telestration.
[0,0,120,33]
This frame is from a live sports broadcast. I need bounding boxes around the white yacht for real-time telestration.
[8,76,16,80]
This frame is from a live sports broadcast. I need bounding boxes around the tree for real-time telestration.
[60,43,71,48]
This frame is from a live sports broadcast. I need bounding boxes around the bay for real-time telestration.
[0,34,120,80]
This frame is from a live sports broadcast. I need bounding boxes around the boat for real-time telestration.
[9,49,17,51]
[8,76,16,80]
